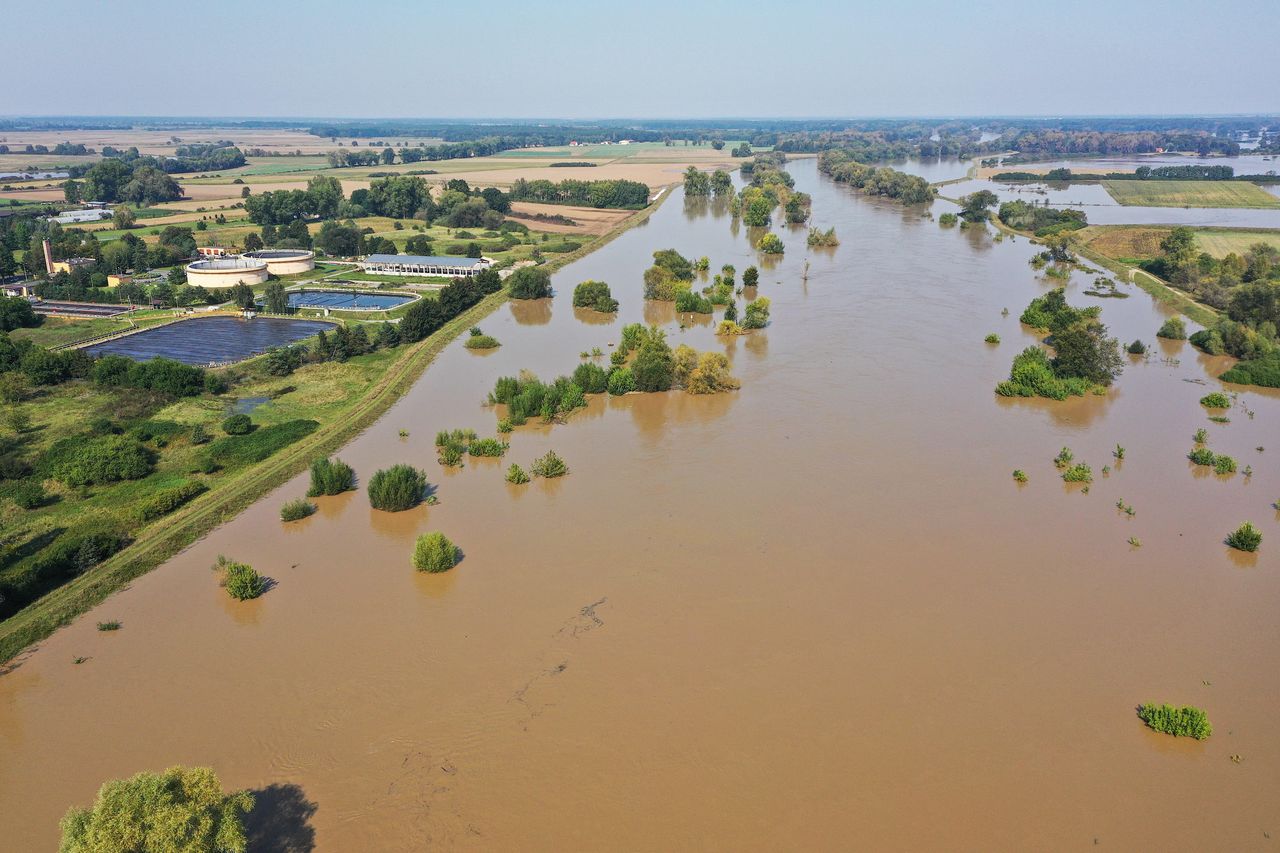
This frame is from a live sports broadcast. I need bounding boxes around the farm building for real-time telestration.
[51,208,113,224]
[358,254,492,278]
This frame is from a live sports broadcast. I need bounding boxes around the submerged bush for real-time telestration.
[572,280,619,312]
[464,333,501,350]
[413,531,458,573]
[1012,469,1028,483]
[1156,317,1187,340]
[675,289,713,314]
[1127,339,1147,355]
[469,437,508,457]
[1061,463,1092,483]
[1213,455,1237,475]
[280,498,317,522]
[1188,447,1216,466]
[215,555,265,601]
[505,463,530,484]
[308,457,355,496]
[742,266,759,287]
[1137,703,1212,739]
[995,347,1093,400]
[742,296,771,330]
[367,464,427,511]
[1199,392,1230,409]
[938,212,958,227]
[757,233,784,254]
[572,361,609,394]
[717,320,746,335]
[1226,521,1262,552]
[530,450,568,478]
[985,333,1000,344]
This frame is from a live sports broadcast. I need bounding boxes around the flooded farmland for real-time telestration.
[3,159,1278,851]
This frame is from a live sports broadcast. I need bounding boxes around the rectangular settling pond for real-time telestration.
[281,289,416,311]
[84,316,335,365]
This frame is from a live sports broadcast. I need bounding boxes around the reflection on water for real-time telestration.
[571,306,618,326]
[509,298,552,325]
[4,159,1280,853]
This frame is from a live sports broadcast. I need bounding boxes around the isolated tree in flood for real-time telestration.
[59,765,253,853]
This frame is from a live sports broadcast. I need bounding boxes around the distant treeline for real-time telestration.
[65,144,246,177]
[994,165,1279,184]
[508,178,649,209]
[817,150,935,204]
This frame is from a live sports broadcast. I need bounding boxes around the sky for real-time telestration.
[3,0,1277,119]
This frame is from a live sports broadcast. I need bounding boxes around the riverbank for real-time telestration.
[0,189,673,665]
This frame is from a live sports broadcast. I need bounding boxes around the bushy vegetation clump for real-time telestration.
[1127,339,1147,354]
[1188,447,1216,466]
[530,450,568,478]
[938,212,958,227]
[413,532,458,573]
[996,200,1087,236]
[507,266,552,299]
[1061,463,1093,483]
[469,437,508,457]
[90,355,211,398]
[1226,521,1262,552]
[807,227,839,247]
[717,320,746,335]
[572,280,619,312]
[58,765,254,853]
[41,434,153,487]
[308,457,355,496]
[1137,703,1212,739]
[133,481,208,523]
[221,414,253,436]
[742,266,759,287]
[464,328,501,349]
[1218,351,1280,388]
[367,464,428,511]
[996,347,1094,400]
[1012,469,1028,483]
[280,498,316,522]
[1213,454,1237,475]
[490,372,588,425]
[572,361,609,394]
[505,463,530,484]
[1020,288,1099,333]
[742,297,771,330]
[985,333,1001,344]
[675,289,713,314]
[757,233,784,254]
[1156,316,1187,340]
[215,555,266,601]
[642,249,695,300]
[607,366,636,395]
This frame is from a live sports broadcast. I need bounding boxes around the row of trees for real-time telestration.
[63,158,181,205]
[817,150,935,204]
[508,178,649,209]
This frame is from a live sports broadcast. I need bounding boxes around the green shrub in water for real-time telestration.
[215,555,266,601]
[307,457,355,496]
[1226,522,1262,552]
[280,498,317,522]
[530,450,568,478]
[413,532,458,573]
[1137,703,1212,739]
[1199,392,1230,409]
[367,464,428,511]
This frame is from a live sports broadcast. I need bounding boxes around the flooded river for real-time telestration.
[2,160,1278,851]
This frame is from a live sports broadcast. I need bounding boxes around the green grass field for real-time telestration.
[1192,228,1280,258]
[1102,180,1280,209]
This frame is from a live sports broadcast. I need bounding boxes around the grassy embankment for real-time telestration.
[977,210,1220,327]
[0,188,673,664]
[1101,180,1280,209]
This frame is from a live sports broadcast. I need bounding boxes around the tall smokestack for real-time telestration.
[42,239,54,276]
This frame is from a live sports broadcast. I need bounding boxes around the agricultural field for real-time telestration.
[1079,225,1280,262]
[1101,179,1280,208]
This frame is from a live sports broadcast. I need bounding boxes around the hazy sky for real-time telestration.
[4,0,1277,118]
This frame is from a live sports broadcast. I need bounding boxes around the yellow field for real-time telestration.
[1102,180,1280,209]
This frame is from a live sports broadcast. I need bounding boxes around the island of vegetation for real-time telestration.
[996,289,1122,399]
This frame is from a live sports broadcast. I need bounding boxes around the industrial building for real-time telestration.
[357,253,492,278]
[50,208,113,224]
[242,249,315,276]
[185,257,269,288]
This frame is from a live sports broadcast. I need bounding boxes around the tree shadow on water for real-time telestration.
[244,783,318,853]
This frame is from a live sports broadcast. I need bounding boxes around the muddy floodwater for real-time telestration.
[3,160,1279,850]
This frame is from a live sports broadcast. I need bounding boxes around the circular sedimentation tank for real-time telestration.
[242,249,316,276]
[185,257,269,288]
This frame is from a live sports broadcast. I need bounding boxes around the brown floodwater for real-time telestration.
[3,160,1279,851]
